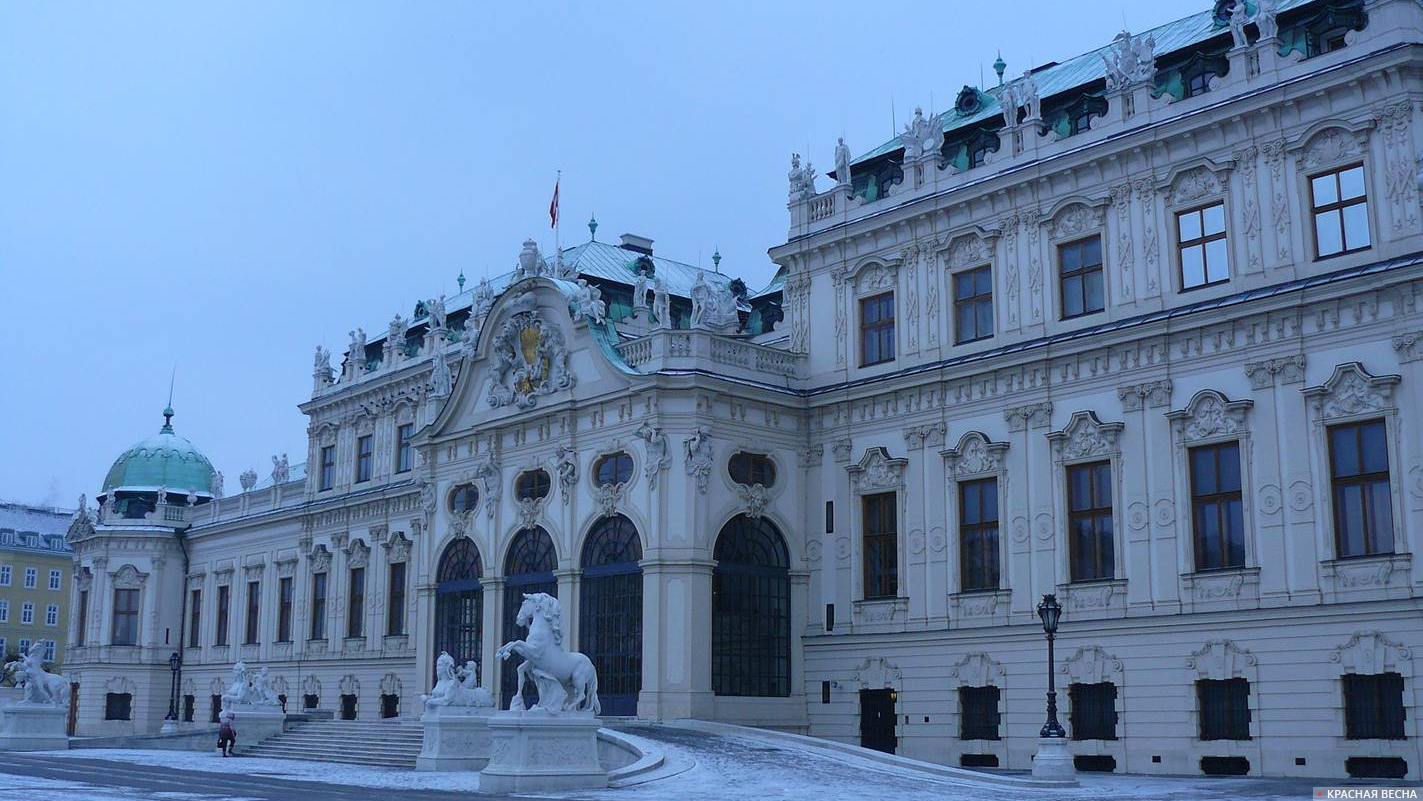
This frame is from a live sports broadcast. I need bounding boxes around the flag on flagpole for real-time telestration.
[549,178,560,228]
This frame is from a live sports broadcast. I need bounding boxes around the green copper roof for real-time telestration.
[102,409,216,495]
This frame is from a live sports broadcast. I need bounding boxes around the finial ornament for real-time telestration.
[588,214,598,241]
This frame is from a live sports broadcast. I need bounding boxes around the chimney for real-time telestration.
[618,233,654,256]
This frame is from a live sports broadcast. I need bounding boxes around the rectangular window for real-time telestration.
[244,580,261,644]
[42,640,55,661]
[188,589,201,647]
[1058,236,1104,319]
[44,604,58,627]
[1067,461,1115,582]
[1198,678,1252,740]
[386,562,406,637]
[1343,672,1406,740]
[953,265,994,344]
[355,435,374,483]
[215,585,230,646]
[19,602,32,625]
[111,588,139,645]
[278,576,294,642]
[958,478,1000,592]
[105,692,133,721]
[1190,442,1246,571]
[0,599,9,623]
[1178,202,1229,289]
[1311,164,1370,258]
[1069,681,1118,740]
[861,492,898,599]
[18,638,30,656]
[320,445,336,491]
[0,565,11,586]
[396,424,414,474]
[310,573,328,640]
[0,639,8,658]
[347,567,366,638]
[1329,420,1394,558]
[76,591,87,645]
[47,570,61,591]
[183,694,195,722]
[859,292,896,366]
[24,568,37,589]
[959,686,1001,740]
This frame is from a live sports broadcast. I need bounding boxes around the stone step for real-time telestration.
[250,745,421,760]
[246,751,415,769]
[237,718,430,769]
[264,731,423,743]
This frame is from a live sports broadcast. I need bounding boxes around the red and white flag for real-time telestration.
[549,178,560,228]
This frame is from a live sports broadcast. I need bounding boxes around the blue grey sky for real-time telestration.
[0,1,1189,508]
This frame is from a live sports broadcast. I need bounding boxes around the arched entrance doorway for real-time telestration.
[579,514,643,716]
[433,538,484,683]
[712,515,791,697]
[501,526,557,708]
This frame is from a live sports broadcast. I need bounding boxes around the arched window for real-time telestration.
[434,538,483,683]
[515,469,551,502]
[579,514,643,716]
[728,452,777,488]
[712,515,791,697]
[501,527,557,708]
[449,483,479,513]
[593,452,634,486]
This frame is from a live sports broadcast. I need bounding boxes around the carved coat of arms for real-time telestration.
[487,295,574,409]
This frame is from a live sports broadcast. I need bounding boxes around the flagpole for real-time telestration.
[554,169,562,262]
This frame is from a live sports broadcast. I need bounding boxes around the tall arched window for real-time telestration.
[712,515,791,697]
[501,527,557,708]
[434,538,483,683]
[579,514,643,716]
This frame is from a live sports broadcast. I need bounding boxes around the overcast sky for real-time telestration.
[0,0,1191,509]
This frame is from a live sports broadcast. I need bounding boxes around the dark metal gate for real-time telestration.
[860,688,897,754]
[579,514,643,716]
[501,527,557,709]
[434,538,484,682]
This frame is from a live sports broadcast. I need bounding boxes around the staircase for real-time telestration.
[242,718,424,768]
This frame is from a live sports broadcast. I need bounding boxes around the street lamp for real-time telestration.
[1031,593,1075,780]
[161,651,181,733]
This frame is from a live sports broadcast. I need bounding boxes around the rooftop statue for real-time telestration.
[516,239,550,280]
[239,469,258,492]
[570,279,607,325]
[388,314,408,348]
[1229,0,1250,49]
[430,353,453,398]
[787,153,817,199]
[1102,29,1157,90]
[901,107,945,161]
[314,345,332,379]
[633,270,649,311]
[690,273,740,332]
[653,276,671,328]
[426,295,448,331]
[1255,0,1278,40]
[834,137,852,188]
[348,328,368,373]
[496,593,600,715]
[422,651,495,709]
[212,471,224,499]
[271,454,290,485]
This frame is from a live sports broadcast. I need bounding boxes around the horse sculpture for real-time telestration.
[12,641,67,706]
[495,593,600,715]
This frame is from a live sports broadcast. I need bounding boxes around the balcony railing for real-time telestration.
[615,329,806,380]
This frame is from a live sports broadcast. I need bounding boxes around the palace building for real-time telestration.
[66,0,1422,781]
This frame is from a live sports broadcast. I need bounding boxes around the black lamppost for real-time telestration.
[1036,594,1065,738]
[165,651,181,725]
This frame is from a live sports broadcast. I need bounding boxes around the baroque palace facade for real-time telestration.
[65,0,1423,781]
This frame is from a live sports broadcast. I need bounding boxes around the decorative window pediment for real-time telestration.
[275,559,297,579]
[106,677,136,694]
[1166,390,1254,443]
[851,260,897,295]
[1060,645,1124,685]
[1047,411,1124,461]
[852,656,902,689]
[243,563,265,581]
[1187,639,1257,680]
[1044,198,1107,241]
[1159,159,1233,207]
[1302,362,1401,420]
[943,229,997,270]
[1330,631,1412,675]
[941,431,1009,479]
[847,447,908,492]
[1291,121,1374,173]
[384,533,412,563]
[949,652,1005,687]
[308,545,332,574]
[345,540,370,569]
[110,564,148,590]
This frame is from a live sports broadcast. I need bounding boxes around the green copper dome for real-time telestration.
[101,408,216,496]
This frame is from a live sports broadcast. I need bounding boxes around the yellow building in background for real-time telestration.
[0,502,74,668]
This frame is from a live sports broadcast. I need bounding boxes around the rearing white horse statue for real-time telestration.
[495,593,600,715]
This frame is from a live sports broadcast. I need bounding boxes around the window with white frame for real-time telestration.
[42,640,55,661]
[23,568,36,589]
[18,638,30,656]
[48,570,61,591]
[20,602,34,625]
[1177,202,1229,290]
[0,638,6,656]
[0,600,9,623]
[45,604,58,627]
[0,565,10,586]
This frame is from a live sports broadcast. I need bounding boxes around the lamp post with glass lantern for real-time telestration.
[161,651,181,734]
[1032,594,1075,780]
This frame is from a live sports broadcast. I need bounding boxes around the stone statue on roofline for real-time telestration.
[901,107,945,162]
[633,269,649,311]
[834,137,852,188]
[1228,0,1250,49]
[653,276,670,328]
[787,153,817,199]
[239,469,257,492]
[430,353,453,398]
[1255,0,1278,40]
[212,471,224,499]
[1102,29,1156,90]
[515,239,550,280]
[426,295,448,331]
[690,273,740,333]
[570,279,607,325]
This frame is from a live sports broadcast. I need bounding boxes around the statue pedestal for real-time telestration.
[222,704,286,753]
[0,704,69,751]
[478,712,607,793]
[1032,736,1076,780]
[417,705,494,772]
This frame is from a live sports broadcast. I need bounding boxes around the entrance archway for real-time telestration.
[501,526,557,708]
[579,514,643,716]
[433,538,483,683]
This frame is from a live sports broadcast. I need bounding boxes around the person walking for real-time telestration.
[217,709,237,757]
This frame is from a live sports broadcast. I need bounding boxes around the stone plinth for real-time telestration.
[222,705,286,753]
[417,705,493,772]
[478,712,607,793]
[0,704,69,751]
[1032,736,1076,780]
